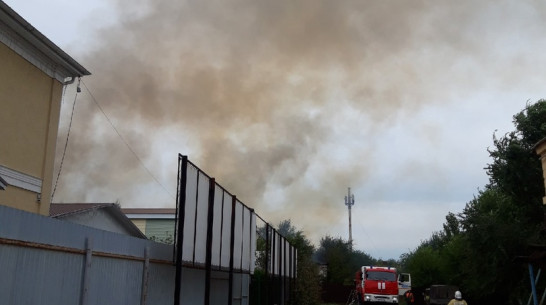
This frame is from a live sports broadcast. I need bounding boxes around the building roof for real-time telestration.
[122,208,177,214]
[0,1,90,81]
[50,203,147,238]
[122,208,177,219]
[49,203,109,217]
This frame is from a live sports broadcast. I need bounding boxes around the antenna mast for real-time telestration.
[345,187,355,247]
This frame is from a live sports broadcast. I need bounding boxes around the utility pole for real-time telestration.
[345,187,355,247]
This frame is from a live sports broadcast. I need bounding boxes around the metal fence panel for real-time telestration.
[250,213,256,274]
[0,244,83,305]
[180,267,206,304]
[194,172,210,265]
[87,256,143,304]
[220,191,232,269]
[285,240,289,277]
[233,202,243,271]
[268,229,273,275]
[211,271,229,304]
[279,238,284,277]
[242,274,250,305]
[0,205,174,305]
[233,273,242,305]
[273,232,280,276]
[242,208,251,272]
[170,155,298,304]
[0,206,173,260]
[147,263,175,304]
[211,185,224,268]
[183,164,198,263]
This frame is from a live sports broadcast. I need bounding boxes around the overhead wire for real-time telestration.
[80,79,175,200]
[51,77,80,201]
[358,226,381,258]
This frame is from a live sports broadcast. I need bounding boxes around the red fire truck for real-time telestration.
[354,266,399,304]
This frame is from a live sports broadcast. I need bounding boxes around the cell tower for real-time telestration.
[345,187,355,246]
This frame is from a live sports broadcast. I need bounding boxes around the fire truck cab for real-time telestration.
[355,266,399,304]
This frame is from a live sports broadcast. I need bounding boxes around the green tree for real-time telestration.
[456,187,539,304]
[315,236,353,284]
[403,243,444,288]
[443,212,460,240]
[315,236,375,285]
[401,100,546,304]
[486,101,546,223]
[475,101,546,303]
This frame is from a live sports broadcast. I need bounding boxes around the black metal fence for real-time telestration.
[251,219,297,305]
[173,155,296,305]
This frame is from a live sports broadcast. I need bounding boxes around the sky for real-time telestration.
[5,0,546,260]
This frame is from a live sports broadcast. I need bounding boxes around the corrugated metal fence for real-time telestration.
[0,205,255,305]
[0,156,296,305]
[0,205,174,304]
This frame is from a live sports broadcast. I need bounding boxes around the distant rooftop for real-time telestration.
[50,203,146,238]
[122,208,176,220]
[50,203,115,217]
[122,208,176,214]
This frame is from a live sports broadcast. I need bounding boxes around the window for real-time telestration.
[366,271,397,282]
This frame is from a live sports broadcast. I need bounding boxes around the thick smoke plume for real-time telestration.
[54,0,545,251]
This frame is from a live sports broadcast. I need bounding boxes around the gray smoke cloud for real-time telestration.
[53,0,546,255]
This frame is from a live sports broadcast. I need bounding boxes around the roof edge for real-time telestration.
[0,1,90,79]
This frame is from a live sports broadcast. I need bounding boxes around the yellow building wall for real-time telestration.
[0,42,63,215]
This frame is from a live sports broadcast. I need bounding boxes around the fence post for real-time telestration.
[265,224,270,305]
[228,195,237,305]
[240,206,245,304]
[141,246,150,305]
[289,245,292,304]
[281,238,285,305]
[272,229,277,305]
[205,178,216,305]
[174,155,188,305]
[80,237,92,305]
